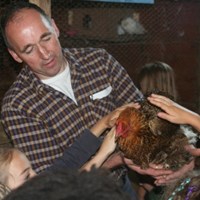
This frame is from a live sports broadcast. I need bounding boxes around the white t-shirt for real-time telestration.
[42,63,77,104]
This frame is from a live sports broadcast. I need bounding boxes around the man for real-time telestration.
[0,2,142,199]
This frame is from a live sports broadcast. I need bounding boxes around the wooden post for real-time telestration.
[29,0,51,17]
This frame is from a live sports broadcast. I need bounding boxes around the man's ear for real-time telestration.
[51,19,60,37]
[8,48,23,63]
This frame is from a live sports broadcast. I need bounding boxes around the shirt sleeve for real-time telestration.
[46,129,101,172]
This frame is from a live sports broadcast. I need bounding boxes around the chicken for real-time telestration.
[116,94,195,170]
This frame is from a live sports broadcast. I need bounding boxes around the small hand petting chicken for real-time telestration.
[116,92,197,170]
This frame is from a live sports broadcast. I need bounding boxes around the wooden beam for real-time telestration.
[29,0,51,17]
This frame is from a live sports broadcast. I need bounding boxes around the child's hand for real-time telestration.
[100,127,116,155]
[91,102,140,137]
[103,102,140,128]
[148,94,197,125]
[81,127,117,171]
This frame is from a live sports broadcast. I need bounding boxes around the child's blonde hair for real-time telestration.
[0,147,16,199]
[138,61,177,100]
[0,147,15,186]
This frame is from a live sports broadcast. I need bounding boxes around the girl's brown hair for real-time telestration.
[138,61,177,100]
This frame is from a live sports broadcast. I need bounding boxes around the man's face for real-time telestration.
[5,9,65,80]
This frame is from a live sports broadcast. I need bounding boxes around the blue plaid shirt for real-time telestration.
[1,48,143,173]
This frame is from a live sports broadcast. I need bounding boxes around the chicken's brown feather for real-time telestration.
[116,93,194,170]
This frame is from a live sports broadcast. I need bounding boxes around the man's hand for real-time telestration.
[123,158,194,186]
[123,158,173,179]
[154,160,194,185]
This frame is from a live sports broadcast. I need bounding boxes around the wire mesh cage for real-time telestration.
[52,0,200,110]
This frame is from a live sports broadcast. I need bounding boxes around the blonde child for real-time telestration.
[0,127,116,199]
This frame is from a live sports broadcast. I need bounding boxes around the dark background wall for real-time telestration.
[0,0,200,143]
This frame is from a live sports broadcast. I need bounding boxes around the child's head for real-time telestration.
[0,147,36,190]
[138,61,177,100]
[4,168,130,200]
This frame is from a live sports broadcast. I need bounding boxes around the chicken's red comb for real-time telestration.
[116,121,130,138]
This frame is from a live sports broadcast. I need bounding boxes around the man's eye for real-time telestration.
[42,36,51,41]
[25,47,33,54]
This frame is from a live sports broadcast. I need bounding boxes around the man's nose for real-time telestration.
[38,45,50,59]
